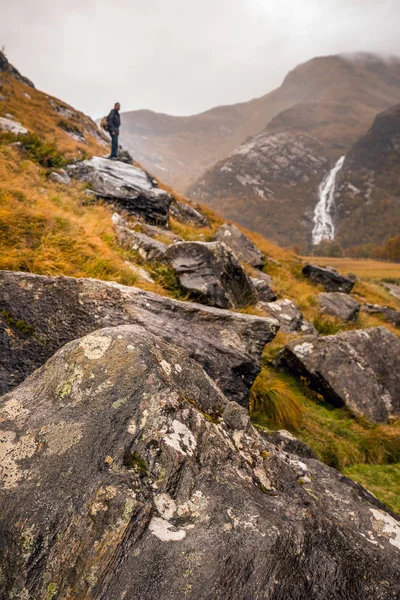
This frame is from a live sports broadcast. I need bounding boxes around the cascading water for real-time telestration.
[312,155,345,245]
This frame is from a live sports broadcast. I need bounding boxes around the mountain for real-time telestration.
[121,53,400,197]
[187,53,400,249]
[335,103,400,247]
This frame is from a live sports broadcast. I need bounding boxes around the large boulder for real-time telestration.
[279,327,400,422]
[214,223,264,269]
[0,325,399,600]
[319,292,360,322]
[0,271,278,405]
[361,303,400,327]
[303,264,355,293]
[67,157,172,226]
[166,241,257,309]
[258,299,317,334]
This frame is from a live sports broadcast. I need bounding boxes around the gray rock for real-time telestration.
[261,430,317,459]
[170,199,209,227]
[251,277,277,302]
[279,327,400,422]
[0,117,28,135]
[166,241,257,309]
[214,223,264,268]
[319,292,360,322]
[361,303,400,327]
[140,221,184,243]
[222,401,250,431]
[303,264,355,293]
[0,49,35,88]
[124,262,155,283]
[383,282,400,300]
[48,170,72,185]
[0,324,399,600]
[258,299,317,334]
[67,157,172,226]
[113,221,167,262]
[0,270,278,405]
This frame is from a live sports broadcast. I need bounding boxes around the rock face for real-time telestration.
[67,157,173,226]
[112,215,167,262]
[170,199,209,227]
[0,271,278,405]
[361,303,400,327]
[303,264,355,293]
[214,223,264,268]
[1,324,400,600]
[251,277,277,302]
[166,241,257,309]
[258,299,316,334]
[319,292,360,322]
[0,49,35,88]
[0,117,28,135]
[280,327,400,422]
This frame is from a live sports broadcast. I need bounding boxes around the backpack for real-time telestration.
[100,116,109,132]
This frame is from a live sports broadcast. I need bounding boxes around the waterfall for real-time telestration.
[312,156,345,245]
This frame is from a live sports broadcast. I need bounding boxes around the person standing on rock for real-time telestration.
[107,102,121,160]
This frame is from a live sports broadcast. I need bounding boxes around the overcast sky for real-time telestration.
[1,0,400,119]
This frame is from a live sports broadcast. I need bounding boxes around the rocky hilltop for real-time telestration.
[1,52,400,599]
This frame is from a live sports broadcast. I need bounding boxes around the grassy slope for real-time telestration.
[0,72,399,512]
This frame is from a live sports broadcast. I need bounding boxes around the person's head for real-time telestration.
[114,102,120,111]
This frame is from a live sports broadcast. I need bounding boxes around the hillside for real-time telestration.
[188,54,400,250]
[1,51,400,598]
[122,53,400,194]
[334,103,400,247]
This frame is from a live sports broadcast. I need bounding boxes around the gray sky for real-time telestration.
[1,0,400,119]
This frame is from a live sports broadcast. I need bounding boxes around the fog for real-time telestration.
[1,0,399,118]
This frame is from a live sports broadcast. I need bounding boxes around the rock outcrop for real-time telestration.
[279,327,400,422]
[0,49,35,88]
[361,303,400,327]
[67,157,173,226]
[383,282,400,300]
[258,299,316,334]
[0,116,28,135]
[112,215,167,262]
[170,199,209,227]
[0,271,278,405]
[251,277,277,303]
[319,292,360,322]
[1,324,399,600]
[214,223,264,268]
[166,241,257,309]
[303,264,355,293]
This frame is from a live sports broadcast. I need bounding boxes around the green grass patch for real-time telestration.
[343,464,400,513]
[0,132,67,168]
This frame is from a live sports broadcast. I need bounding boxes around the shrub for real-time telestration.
[0,131,67,168]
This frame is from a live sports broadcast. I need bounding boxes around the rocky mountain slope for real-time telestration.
[1,52,400,598]
[122,53,400,194]
[188,54,400,249]
[334,102,400,247]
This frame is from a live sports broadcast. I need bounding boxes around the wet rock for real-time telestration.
[0,324,399,600]
[67,157,172,226]
[361,303,400,327]
[0,117,28,135]
[303,264,355,293]
[166,241,257,309]
[169,199,209,227]
[279,327,400,422]
[258,299,317,334]
[214,223,264,269]
[251,277,277,302]
[113,216,167,262]
[48,169,72,185]
[319,292,360,322]
[0,270,278,405]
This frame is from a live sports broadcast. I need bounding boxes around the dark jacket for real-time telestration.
[107,109,121,134]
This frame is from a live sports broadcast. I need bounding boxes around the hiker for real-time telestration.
[106,102,121,160]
